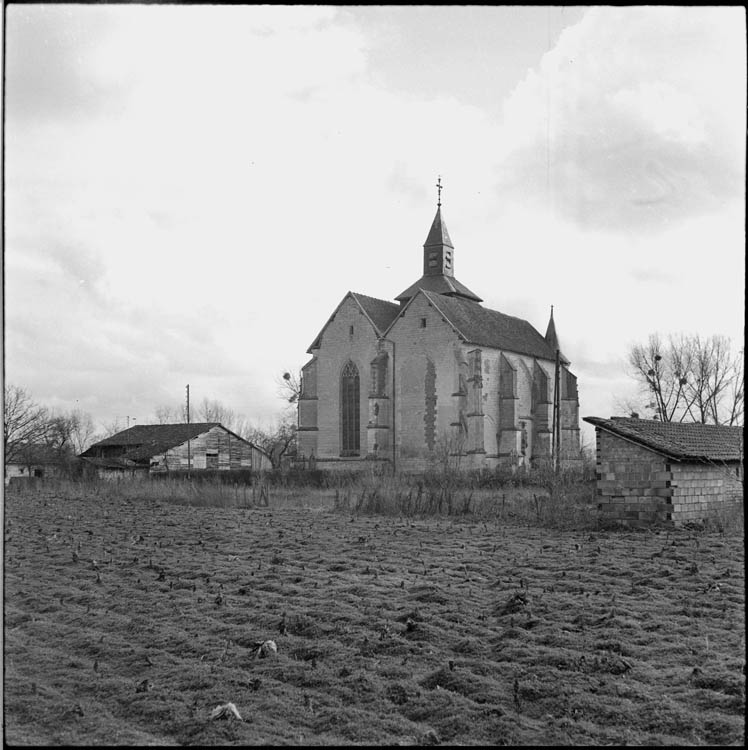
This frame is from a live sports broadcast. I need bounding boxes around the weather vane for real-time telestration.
[436,175,443,207]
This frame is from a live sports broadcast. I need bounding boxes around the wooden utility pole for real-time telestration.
[552,349,561,473]
[186,384,191,478]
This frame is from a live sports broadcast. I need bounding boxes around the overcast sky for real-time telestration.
[4,5,745,443]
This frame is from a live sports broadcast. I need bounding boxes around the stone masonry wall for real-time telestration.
[308,296,382,463]
[390,293,462,472]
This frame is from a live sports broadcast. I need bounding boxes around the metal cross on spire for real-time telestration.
[436,175,443,207]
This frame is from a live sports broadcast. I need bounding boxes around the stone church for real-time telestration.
[297,191,580,472]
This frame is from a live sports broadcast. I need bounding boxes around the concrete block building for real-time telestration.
[297,191,581,472]
[584,417,743,526]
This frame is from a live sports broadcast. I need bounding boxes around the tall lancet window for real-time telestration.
[341,361,360,456]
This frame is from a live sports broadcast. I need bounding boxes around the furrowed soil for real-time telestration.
[3,486,745,746]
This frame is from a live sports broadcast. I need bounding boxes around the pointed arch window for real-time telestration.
[341,361,360,456]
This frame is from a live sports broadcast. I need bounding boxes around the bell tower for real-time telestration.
[395,177,482,304]
[423,177,455,277]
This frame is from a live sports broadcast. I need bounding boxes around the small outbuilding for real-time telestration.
[4,444,67,484]
[583,417,743,526]
[80,423,272,477]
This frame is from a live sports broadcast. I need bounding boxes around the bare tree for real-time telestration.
[154,404,186,424]
[45,409,98,455]
[3,385,49,468]
[99,419,125,439]
[198,398,236,428]
[239,418,296,470]
[276,370,301,406]
[724,349,744,426]
[625,333,743,425]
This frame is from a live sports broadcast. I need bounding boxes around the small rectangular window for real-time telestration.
[420,318,427,328]
[349,325,354,336]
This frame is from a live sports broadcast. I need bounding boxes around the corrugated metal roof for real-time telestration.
[420,291,559,360]
[583,417,744,462]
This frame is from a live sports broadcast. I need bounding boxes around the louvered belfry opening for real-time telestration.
[341,361,360,456]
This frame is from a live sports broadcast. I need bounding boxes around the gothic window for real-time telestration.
[533,364,549,409]
[369,352,388,397]
[565,369,578,399]
[341,361,360,456]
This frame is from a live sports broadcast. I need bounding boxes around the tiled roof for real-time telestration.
[419,291,558,361]
[583,417,744,462]
[81,423,221,458]
[351,293,400,334]
[395,274,483,303]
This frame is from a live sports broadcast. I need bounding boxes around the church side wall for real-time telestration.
[389,294,461,472]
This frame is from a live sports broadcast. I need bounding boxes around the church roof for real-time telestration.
[395,274,483,304]
[307,291,400,352]
[583,417,743,462]
[544,306,570,365]
[351,292,401,333]
[424,206,454,249]
[395,202,482,303]
[414,290,559,361]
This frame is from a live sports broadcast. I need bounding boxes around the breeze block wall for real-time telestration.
[595,428,672,525]
[669,463,743,522]
[595,428,744,526]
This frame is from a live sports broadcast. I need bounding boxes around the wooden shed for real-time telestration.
[80,423,272,476]
[584,417,743,526]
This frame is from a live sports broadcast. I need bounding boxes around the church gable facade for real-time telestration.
[297,196,581,472]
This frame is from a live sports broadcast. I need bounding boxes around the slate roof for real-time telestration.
[414,291,559,361]
[423,206,454,249]
[544,308,569,364]
[351,293,400,334]
[583,417,744,462]
[395,274,483,303]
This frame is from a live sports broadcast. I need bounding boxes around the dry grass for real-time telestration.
[3,480,745,745]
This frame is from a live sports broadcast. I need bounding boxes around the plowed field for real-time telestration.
[3,486,745,745]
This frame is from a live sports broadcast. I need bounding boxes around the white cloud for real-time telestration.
[4,6,744,441]
[497,6,745,233]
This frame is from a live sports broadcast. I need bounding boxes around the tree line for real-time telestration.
[5,335,743,476]
[3,370,301,473]
[621,333,743,425]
